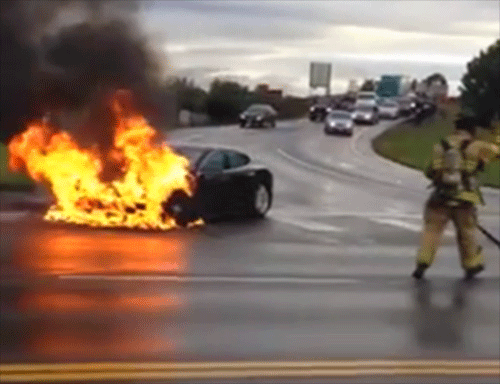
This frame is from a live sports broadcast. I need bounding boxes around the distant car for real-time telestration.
[336,97,356,112]
[352,105,379,125]
[398,97,418,116]
[309,104,332,122]
[165,145,273,225]
[239,104,277,128]
[355,92,379,109]
[324,110,355,136]
[378,100,400,119]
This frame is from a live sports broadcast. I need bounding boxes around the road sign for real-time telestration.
[309,62,332,91]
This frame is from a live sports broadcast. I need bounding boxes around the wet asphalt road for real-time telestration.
[0,118,499,381]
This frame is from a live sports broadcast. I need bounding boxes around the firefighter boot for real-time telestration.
[412,263,429,280]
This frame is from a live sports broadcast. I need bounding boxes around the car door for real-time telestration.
[197,150,231,215]
[223,150,253,213]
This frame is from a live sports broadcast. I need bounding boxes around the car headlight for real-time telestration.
[240,114,245,119]
[256,115,263,120]
[310,107,315,112]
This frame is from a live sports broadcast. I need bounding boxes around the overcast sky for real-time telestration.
[139,0,499,96]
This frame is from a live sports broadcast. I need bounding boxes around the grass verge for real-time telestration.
[372,103,500,188]
[0,142,35,191]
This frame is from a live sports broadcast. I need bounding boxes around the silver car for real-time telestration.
[324,110,355,136]
[378,100,400,119]
[352,105,379,125]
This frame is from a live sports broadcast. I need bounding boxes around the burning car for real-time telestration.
[166,145,273,225]
[7,90,203,230]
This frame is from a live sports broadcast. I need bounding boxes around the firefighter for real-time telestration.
[413,115,500,280]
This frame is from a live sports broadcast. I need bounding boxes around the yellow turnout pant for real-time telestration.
[416,198,483,270]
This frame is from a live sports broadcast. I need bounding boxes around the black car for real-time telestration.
[239,104,277,128]
[163,145,273,226]
[309,104,332,122]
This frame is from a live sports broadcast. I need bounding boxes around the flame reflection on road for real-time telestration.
[4,220,193,360]
[9,281,184,360]
[15,223,192,275]
[15,288,182,360]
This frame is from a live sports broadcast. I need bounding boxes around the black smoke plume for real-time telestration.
[1,0,164,143]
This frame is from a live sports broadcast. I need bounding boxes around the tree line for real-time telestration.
[168,78,309,125]
[0,0,308,143]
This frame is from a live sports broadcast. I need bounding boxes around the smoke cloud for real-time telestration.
[1,0,165,143]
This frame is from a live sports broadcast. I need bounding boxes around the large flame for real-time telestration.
[8,90,199,230]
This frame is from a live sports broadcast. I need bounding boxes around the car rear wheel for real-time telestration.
[252,183,271,217]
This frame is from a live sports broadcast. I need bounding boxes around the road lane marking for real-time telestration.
[339,162,355,169]
[270,209,424,219]
[350,126,369,161]
[370,218,454,237]
[277,147,416,192]
[2,360,499,382]
[58,275,359,285]
[277,148,329,173]
[370,218,423,232]
[270,213,345,233]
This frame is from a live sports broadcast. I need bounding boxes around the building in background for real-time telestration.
[346,79,359,96]
[256,84,283,102]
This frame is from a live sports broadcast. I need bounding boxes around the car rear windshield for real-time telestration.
[329,112,351,119]
[172,146,207,166]
[246,105,268,113]
[357,106,374,112]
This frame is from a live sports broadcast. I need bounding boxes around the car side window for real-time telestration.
[226,151,250,169]
[200,151,227,173]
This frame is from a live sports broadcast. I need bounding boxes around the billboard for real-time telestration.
[309,62,331,89]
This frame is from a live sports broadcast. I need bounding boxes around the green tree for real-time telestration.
[167,78,208,114]
[206,79,258,123]
[459,39,500,129]
[424,73,447,87]
[360,79,376,92]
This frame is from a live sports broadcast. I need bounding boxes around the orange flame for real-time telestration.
[8,90,199,230]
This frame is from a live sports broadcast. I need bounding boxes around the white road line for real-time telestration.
[339,162,355,169]
[59,275,359,285]
[350,126,369,161]
[370,218,455,237]
[270,209,424,219]
[270,213,345,233]
[271,209,499,221]
[350,121,424,175]
[0,211,30,222]
[370,218,422,232]
[276,148,334,175]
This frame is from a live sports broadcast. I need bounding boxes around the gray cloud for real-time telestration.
[139,0,498,96]
[144,0,498,38]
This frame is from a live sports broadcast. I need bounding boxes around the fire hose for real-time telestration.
[477,223,500,248]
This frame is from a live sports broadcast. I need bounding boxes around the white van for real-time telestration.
[355,92,378,108]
